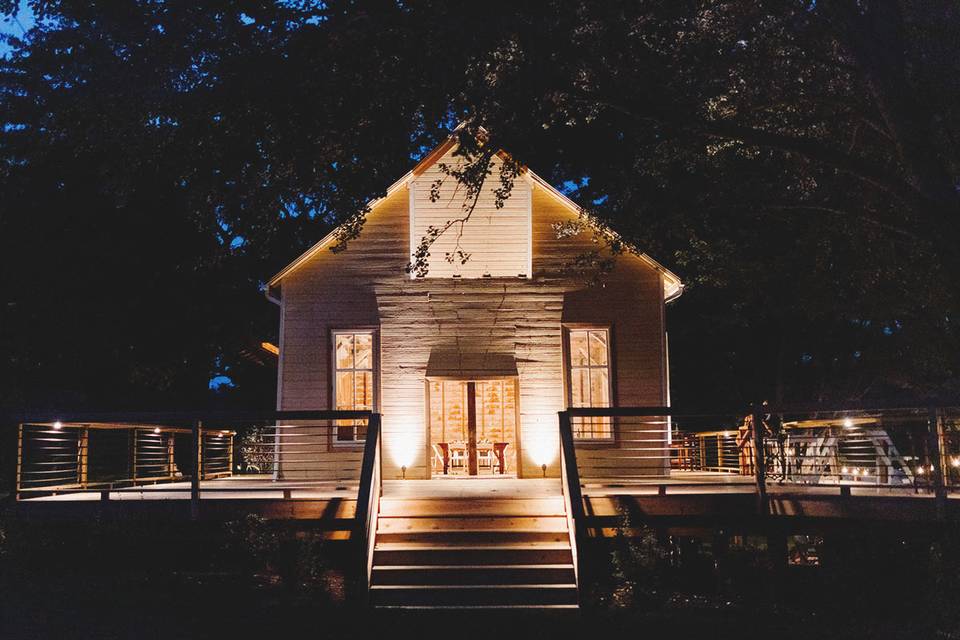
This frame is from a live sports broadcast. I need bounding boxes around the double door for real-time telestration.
[428,378,517,476]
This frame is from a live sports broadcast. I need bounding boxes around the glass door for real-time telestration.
[428,378,517,476]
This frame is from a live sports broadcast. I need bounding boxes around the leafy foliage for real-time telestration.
[1,1,958,407]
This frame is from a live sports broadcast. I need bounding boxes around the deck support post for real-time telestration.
[930,407,947,520]
[752,404,767,515]
[191,421,202,520]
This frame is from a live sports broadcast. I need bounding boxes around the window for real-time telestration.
[566,327,613,440]
[333,331,374,443]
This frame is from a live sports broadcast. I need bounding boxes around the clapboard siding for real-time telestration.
[410,149,531,278]
[277,164,670,480]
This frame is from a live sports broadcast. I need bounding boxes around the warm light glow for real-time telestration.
[916,467,924,475]
[526,432,559,469]
[153,427,161,434]
[842,466,849,474]
[842,418,854,428]
[388,423,420,470]
[260,341,280,355]
[952,457,960,468]
[862,468,869,476]
[53,421,62,430]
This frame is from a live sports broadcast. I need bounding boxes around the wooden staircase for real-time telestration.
[369,495,579,609]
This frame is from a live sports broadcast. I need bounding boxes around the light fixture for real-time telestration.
[916,467,924,475]
[53,421,62,430]
[952,457,960,468]
[842,466,849,474]
[842,418,854,428]
[153,427,161,434]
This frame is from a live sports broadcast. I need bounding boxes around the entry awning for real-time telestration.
[425,350,518,380]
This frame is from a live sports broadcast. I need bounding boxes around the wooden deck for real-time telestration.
[21,476,360,501]
[13,472,959,531]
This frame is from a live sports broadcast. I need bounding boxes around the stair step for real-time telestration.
[373,543,573,566]
[375,530,568,544]
[378,498,565,518]
[369,584,578,607]
[377,516,568,533]
[373,604,579,610]
[371,564,576,585]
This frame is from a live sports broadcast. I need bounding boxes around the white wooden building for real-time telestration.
[266,135,683,481]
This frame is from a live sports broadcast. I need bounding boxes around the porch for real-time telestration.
[10,405,960,509]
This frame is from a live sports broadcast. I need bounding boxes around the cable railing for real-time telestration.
[13,410,375,502]
[560,405,960,507]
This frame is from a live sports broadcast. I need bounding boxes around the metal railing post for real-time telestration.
[191,420,202,520]
[558,412,585,522]
[355,413,382,599]
[558,410,586,602]
[752,404,767,514]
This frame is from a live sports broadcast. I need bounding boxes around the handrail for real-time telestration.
[354,413,382,599]
[4,409,372,425]
[558,411,585,603]
[565,403,960,418]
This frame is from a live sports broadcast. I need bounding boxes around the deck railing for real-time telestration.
[560,405,960,515]
[12,410,375,504]
[354,414,382,597]
[558,412,585,602]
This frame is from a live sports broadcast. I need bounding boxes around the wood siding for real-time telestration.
[277,169,669,480]
[410,149,531,278]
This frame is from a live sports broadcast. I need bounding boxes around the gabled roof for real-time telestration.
[267,133,684,302]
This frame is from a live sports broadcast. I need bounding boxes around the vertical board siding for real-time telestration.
[277,169,669,480]
[410,149,531,278]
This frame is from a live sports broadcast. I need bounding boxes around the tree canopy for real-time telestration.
[1,0,958,410]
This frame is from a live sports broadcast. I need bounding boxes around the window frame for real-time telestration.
[562,324,616,442]
[330,328,378,446]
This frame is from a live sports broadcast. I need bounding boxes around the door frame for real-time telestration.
[423,375,523,479]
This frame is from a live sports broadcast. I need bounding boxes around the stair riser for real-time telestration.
[379,499,565,518]
[376,531,568,544]
[371,587,578,607]
[372,566,576,586]
[378,516,568,533]
[373,548,573,566]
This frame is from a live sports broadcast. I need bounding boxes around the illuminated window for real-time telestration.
[333,331,374,443]
[566,328,613,440]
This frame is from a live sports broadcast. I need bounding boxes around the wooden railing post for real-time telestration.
[78,427,89,489]
[930,407,947,520]
[752,404,767,514]
[130,427,138,485]
[191,420,202,520]
[166,431,175,479]
[15,423,23,501]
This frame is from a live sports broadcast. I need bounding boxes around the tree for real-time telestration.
[1,0,957,408]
